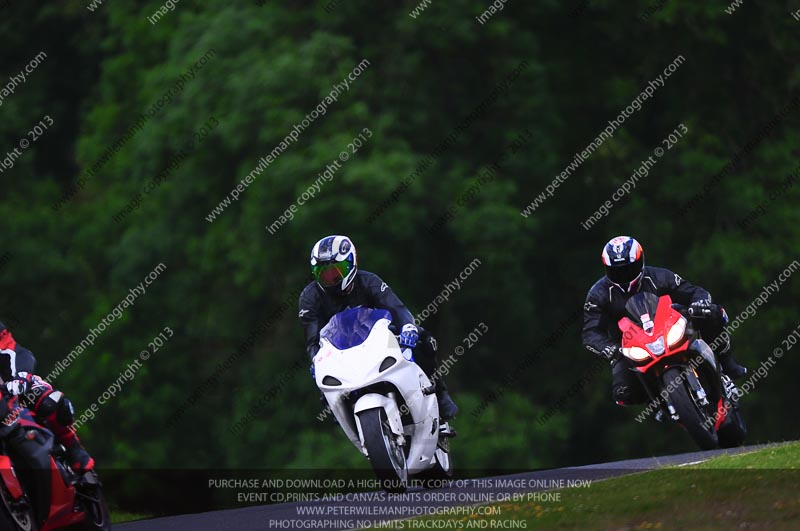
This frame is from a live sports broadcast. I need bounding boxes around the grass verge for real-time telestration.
[368,442,800,530]
[111,510,152,524]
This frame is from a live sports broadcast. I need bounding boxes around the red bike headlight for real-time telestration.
[622,346,650,362]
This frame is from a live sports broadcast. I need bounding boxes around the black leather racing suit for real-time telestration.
[582,266,729,404]
[298,270,441,383]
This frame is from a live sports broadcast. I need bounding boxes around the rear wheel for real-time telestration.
[416,447,453,489]
[416,421,454,488]
[430,447,452,479]
[662,367,718,450]
[717,407,747,448]
[358,408,408,492]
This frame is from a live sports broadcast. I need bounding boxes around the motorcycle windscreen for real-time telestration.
[320,307,392,350]
[623,292,660,332]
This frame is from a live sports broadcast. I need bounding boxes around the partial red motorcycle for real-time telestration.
[618,292,746,450]
[0,420,110,531]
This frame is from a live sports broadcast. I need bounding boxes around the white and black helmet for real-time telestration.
[602,236,644,292]
[310,235,358,295]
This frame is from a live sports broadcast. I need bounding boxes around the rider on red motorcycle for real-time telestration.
[0,384,55,525]
[582,236,748,405]
[0,321,94,472]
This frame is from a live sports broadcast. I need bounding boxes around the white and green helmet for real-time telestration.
[310,235,358,294]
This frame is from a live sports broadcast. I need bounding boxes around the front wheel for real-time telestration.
[662,367,718,450]
[75,471,111,531]
[358,408,408,493]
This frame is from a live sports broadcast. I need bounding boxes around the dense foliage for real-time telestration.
[1,0,798,499]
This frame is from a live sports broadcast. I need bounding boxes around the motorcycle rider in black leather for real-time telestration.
[583,236,748,406]
[299,235,459,419]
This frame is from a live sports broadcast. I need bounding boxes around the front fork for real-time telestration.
[637,363,712,422]
[636,370,679,421]
[685,369,710,406]
[638,335,740,423]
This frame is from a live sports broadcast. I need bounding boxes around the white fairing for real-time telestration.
[314,316,441,475]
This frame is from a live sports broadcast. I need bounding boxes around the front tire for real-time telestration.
[358,408,408,492]
[662,367,719,450]
[75,471,111,531]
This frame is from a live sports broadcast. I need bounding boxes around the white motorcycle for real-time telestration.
[314,307,454,491]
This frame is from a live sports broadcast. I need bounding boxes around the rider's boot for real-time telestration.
[63,436,94,473]
[718,351,747,380]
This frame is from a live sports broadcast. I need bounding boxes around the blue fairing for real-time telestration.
[320,307,392,350]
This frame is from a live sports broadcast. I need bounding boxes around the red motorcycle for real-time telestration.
[618,292,746,450]
[0,421,110,531]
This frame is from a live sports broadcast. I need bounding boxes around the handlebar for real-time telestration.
[671,303,712,319]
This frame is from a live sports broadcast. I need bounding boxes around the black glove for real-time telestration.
[690,299,713,317]
[602,345,622,365]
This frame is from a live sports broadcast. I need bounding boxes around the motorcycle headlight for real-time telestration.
[667,317,687,346]
[622,346,650,362]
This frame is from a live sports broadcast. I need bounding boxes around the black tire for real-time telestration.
[662,367,719,450]
[428,448,453,480]
[416,448,453,489]
[0,481,37,531]
[74,472,112,531]
[358,408,408,493]
[717,408,747,448]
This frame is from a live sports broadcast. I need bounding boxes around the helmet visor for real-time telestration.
[607,258,643,288]
[313,261,353,288]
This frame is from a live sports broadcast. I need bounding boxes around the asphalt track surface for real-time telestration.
[117,444,771,531]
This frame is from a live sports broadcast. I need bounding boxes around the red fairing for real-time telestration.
[40,461,84,531]
[0,456,24,499]
[618,294,690,373]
